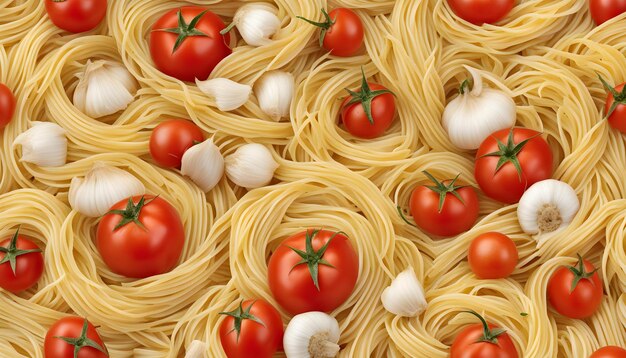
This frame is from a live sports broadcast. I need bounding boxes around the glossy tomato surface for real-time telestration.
[468,232,518,279]
[590,0,626,25]
[45,0,107,33]
[0,234,44,293]
[44,316,107,358]
[341,83,396,139]
[605,83,626,133]
[323,8,364,57]
[450,322,519,358]
[547,259,603,319]
[447,0,514,24]
[149,119,204,169]
[590,346,626,358]
[0,83,16,129]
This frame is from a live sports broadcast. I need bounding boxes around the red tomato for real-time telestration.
[219,299,283,358]
[268,229,359,315]
[149,119,204,169]
[447,0,515,24]
[45,0,107,33]
[409,171,479,237]
[475,128,553,204]
[0,83,16,129]
[599,77,626,133]
[450,311,519,358]
[150,7,231,82]
[0,228,44,293]
[590,0,626,25]
[96,195,184,278]
[547,255,603,319]
[44,316,107,358]
[590,346,626,358]
[298,8,364,57]
[468,232,518,279]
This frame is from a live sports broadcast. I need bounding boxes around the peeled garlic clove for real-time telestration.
[185,340,207,358]
[284,311,341,358]
[381,267,428,317]
[232,3,281,46]
[180,139,224,192]
[225,143,278,189]
[13,121,67,167]
[195,78,251,111]
[517,179,579,235]
[254,70,294,119]
[69,162,145,217]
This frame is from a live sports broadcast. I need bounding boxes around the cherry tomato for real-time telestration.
[450,310,519,358]
[150,7,231,82]
[0,83,16,129]
[298,8,364,57]
[590,0,626,25]
[96,195,184,278]
[547,255,603,319]
[149,119,204,169]
[590,346,626,358]
[447,0,515,25]
[599,77,626,133]
[268,229,359,315]
[468,232,518,279]
[219,299,283,358]
[0,228,44,294]
[45,0,107,33]
[409,171,479,237]
[475,128,553,204]
[44,316,108,358]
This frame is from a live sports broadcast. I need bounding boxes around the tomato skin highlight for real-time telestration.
[0,235,44,293]
[44,316,107,358]
[149,119,204,169]
[323,8,364,57]
[341,83,396,139]
[547,259,603,319]
[0,83,16,129]
[268,229,359,315]
[468,232,518,279]
[447,0,514,25]
[450,322,519,358]
[604,83,626,134]
[590,0,626,25]
[45,0,107,33]
[590,346,626,358]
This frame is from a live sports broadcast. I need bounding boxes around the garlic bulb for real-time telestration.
[181,139,224,192]
[381,267,428,317]
[69,162,145,217]
[13,121,67,167]
[184,340,207,358]
[442,66,516,150]
[517,179,579,235]
[228,3,281,46]
[254,70,294,119]
[73,59,138,118]
[225,143,278,189]
[195,78,251,111]
[284,311,341,358]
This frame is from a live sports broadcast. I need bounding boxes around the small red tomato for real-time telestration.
[219,299,284,358]
[0,228,44,294]
[44,316,108,358]
[590,346,626,358]
[447,0,515,25]
[149,119,204,169]
[547,255,603,319]
[468,232,518,279]
[0,83,16,129]
[450,310,519,358]
[599,76,626,134]
[590,0,626,25]
[45,0,107,33]
[409,171,479,237]
[298,8,364,57]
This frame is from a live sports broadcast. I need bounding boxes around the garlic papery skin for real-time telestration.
[224,143,278,189]
[73,59,138,118]
[69,162,145,217]
[442,66,516,150]
[180,139,224,192]
[13,122,67,167]
[254,70,294,119]
[195,78,251,111]
[381,267,428,317]
[184,340,207,358]
[230,3,281,46]
[284,311,341,358]
[517,179,579,236]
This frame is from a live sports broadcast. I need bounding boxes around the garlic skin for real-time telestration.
[381,267,428,317]
[73,60,138,118]
[284,311,340,358]
[69,162,145,217]
[231,3,281,46]
[184,340,207,358]
[254,70,294,119]
[225,143,278,189]
[180,139,224,192]
[195,78,251,111]
[442,66,516,150]
[13,122,67,167]
[517,179,579,235]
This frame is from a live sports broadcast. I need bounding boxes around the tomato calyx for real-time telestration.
[105,196,155,231]
[598,74,626,118]
[567,254,599,293]
[154,9,209,53]
[396,206,418,227]
[219,300,265,341]
[464,310,506,345]
[287,229,341,290]
[480,129,538,180]
[297,9,335,47]
[422,170,466,212]
[53,318,108,358]
[343,68,395,125]
[0,227,42,275]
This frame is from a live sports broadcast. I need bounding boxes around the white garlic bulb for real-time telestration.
[13,121,67,167]
[69,162,145,217]
[184,340,207,358]
[517,179,579,236]
[442,66,516,150]
[254,70,294,119]
[180,139,224,192]
[195,78,251,111]
[381,267,428,317]
[225,143,278,189]
[73,59,138,118]
[229,3,281,46]
[284,311,341,358]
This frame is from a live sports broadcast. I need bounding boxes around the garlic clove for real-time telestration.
[284,311,341,358]
[180,139,224,192]
[254,70,294,120]
[224,143,278,189]
[68,162,145,217]
[517,179,579,235]
[233,3,281,47]
[184,340,207,358]
[13,121,67,167]
[195,78,251,111]
[381,267,428,317]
